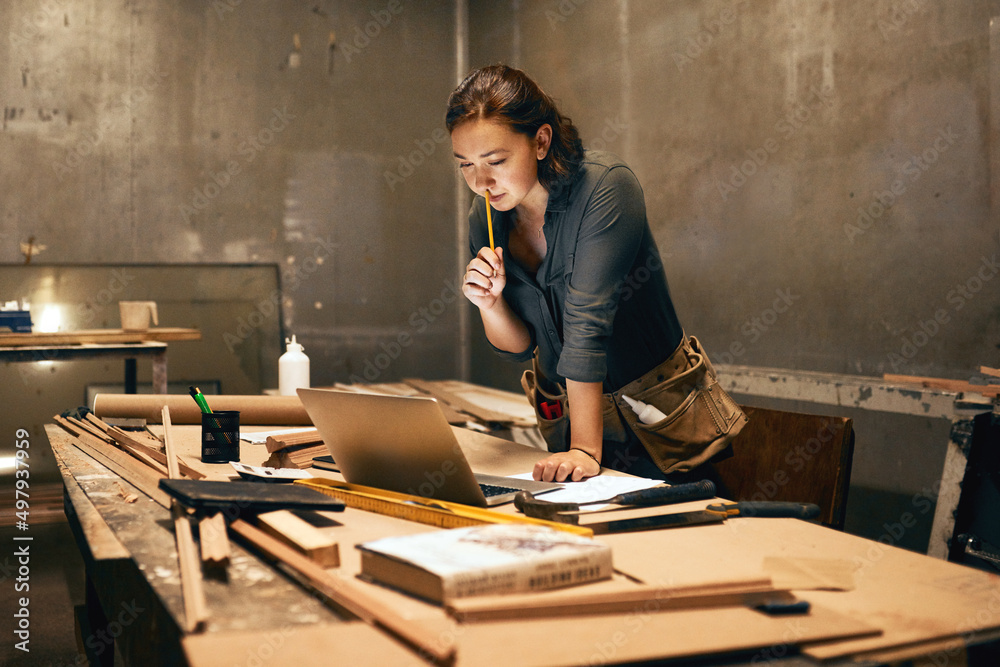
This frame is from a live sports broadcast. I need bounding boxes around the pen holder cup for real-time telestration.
[201,411,240,463]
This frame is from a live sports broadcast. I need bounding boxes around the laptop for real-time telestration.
[297,388,562,507]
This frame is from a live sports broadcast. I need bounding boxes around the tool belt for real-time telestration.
[520,335,747,475]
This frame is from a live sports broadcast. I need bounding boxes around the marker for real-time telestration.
[486,191,495,252]
[188,386,212,414]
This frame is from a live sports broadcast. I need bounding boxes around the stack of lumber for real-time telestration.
[54,413,204,481]
[332,380,537,428]
[262,429,324,469]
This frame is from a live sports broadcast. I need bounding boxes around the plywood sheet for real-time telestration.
[453,603,879,666]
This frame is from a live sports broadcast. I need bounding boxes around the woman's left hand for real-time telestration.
[533,449,600,483]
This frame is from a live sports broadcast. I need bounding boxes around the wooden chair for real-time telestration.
[714,405,855,530]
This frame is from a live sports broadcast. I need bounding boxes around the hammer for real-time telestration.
[514,480,717,521]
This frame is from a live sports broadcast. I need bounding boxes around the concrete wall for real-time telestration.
[469,0,998,382]
[2,0,463,478]
[1,0,463,395]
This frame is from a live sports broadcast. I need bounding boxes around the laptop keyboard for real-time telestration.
[479,483,522,498]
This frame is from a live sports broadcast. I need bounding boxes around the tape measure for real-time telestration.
[294,478,593,537]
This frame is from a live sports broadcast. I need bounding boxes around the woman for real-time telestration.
[447,65,745,484]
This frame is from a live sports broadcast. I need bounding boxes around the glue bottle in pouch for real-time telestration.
[622,395,668,424]
[279,335,310,396]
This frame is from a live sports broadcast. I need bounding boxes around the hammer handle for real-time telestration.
[612,480,717,506]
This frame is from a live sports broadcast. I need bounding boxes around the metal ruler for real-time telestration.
[294,478,594,537]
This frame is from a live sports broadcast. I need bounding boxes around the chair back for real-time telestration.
[715,406,854,529]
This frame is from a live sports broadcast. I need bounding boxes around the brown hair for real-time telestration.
[446,64,584,193]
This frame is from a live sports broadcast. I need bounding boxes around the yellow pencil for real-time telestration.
[486,191,495,251]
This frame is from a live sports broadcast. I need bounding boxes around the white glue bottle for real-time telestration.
[622,395,668,424]
[278,335,310,396]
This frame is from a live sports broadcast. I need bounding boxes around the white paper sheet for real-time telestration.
[509,473,664,510]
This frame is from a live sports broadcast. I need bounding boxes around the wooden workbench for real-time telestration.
[47,422,1000,666]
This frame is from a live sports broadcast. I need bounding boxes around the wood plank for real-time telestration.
[256,510,340,568]
[980,365,1000,379]
[228,518,454,663]
[88,413,166,452]
[53,416,171,508]
[106,425,205,480]
[48,428,132,561]
[163,407,210,633]
[446,577,782,622]
[65,415,115,444]
[0,327,201,346]
[114,434,170,476]
[883,373,1000,397]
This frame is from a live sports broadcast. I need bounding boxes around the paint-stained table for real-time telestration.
[0,328,200,393]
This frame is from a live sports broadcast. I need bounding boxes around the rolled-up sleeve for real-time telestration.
[556,167,646,382]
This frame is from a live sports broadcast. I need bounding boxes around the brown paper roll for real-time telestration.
[93,394,312,425]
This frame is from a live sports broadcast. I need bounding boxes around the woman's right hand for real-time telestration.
[462,247,506,311]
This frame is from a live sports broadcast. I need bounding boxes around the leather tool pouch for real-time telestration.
[521,355,571,453]
[611,335,747,474]
[521,335,747,474]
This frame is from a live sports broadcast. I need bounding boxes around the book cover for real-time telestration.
[357,523,613,603]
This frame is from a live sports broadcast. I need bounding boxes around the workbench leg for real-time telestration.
[152,350,167,394]
[125,358,137,394]
[927,418,974,559]
[84,575,116,667]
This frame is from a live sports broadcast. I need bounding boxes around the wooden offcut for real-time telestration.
[262,443,326,469]
[199,513,230,565]
[162,407,210,633]
[264,428,322,453]
[255,510,340,568]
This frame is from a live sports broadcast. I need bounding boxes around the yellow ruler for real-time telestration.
[294,478,594,537]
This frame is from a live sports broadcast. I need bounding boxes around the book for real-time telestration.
[357,523,613,603]
[310,454,338,472]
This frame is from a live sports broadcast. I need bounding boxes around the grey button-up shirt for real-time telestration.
[467,151,683,392]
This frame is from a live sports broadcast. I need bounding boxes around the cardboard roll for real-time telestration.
[93,394,311,425]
